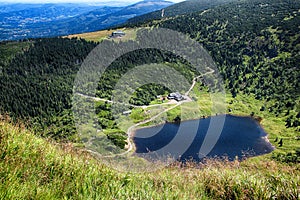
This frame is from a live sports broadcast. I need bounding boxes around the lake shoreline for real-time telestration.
[131,114,265,138]
[129,114,274,162]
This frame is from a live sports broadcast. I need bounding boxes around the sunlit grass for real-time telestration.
[1,117,299,199]
[65,28,137,42]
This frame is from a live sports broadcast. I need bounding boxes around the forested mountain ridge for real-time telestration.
[125,0,235,26]
[1,38,97,117]
[138,0,300,128]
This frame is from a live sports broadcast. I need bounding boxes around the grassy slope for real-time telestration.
[65,28,136,42]
[1,116,299,199]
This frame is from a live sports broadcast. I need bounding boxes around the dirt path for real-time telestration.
[123,69,215,155]
[76,68,215,157]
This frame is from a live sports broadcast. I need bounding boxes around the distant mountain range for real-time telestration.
[0,0,173,41]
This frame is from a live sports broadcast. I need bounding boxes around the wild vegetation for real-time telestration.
[97,51,196,104]
[0,117,299,199]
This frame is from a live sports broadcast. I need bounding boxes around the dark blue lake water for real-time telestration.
[133,115,274,162]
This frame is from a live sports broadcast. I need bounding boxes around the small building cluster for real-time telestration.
[110,30,125,38]
[122,110,132,115]
[167,92,185,101]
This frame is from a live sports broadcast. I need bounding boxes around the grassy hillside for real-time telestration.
[1,117,299,199]
[65,28,136,42]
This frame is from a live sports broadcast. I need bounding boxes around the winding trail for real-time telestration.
[123,69,215,155]
[123,103,181,155]
[77,69,215,157]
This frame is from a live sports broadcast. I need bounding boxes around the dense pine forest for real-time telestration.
[0,38,98,140]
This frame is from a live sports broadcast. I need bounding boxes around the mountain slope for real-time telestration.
[142,0,300,129]
[74,0,300,130]
[0,38,98,140]
[125,0,235,26]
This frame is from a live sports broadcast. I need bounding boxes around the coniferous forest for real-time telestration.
[0,38,97,140]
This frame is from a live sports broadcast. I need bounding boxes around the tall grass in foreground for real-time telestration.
[0,117,299,199]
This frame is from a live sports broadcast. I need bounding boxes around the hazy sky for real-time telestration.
[0,0,185,5]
